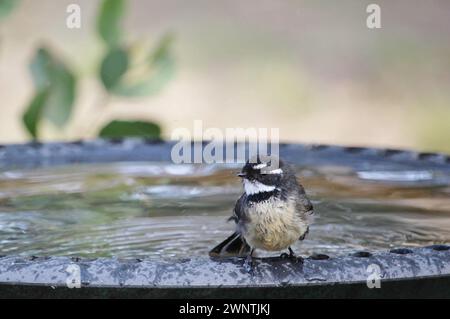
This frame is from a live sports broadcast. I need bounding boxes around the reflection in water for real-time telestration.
[0,162,449,259]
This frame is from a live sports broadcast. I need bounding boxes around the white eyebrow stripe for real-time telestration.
[252,163,267,169]
[265,168,283,174]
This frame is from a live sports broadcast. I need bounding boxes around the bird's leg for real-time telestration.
[280,247,295,259]
[287,246,304,264]
[288,246,296,258]
[243,248,255,273]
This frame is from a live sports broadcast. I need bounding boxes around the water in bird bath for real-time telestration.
[0,161,449,259]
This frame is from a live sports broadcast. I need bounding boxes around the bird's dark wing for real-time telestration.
[228,193,247,223]
[209,194,251,257]
[294,184,314,237]
[296,184,314,215]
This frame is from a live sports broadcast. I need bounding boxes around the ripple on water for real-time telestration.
[0,162,449,258]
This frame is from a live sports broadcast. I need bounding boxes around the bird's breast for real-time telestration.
[242,198,308,251]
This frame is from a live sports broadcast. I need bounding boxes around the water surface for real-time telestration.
[0,162,449,259]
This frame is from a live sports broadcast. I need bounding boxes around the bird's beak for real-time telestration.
[237,172,246,178]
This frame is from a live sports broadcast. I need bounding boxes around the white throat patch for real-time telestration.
[244,179,277,195]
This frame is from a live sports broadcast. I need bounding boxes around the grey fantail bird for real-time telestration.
[209,156,314,263]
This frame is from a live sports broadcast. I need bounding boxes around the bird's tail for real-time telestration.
[209,232,251,258]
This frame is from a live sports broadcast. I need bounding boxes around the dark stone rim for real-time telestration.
[0,246,449,298]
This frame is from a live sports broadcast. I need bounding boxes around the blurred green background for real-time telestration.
[0,0,449,152]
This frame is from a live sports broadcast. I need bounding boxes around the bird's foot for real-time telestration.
[292,255,304,264]
[281,248,304,264]
[288,251,304,264]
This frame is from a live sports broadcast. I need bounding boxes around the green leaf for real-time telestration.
[97,0,125,47]
[29,48,52,91]
[100,47,129,90]
[0,0,20,21]
[111,34,175,97]
[98,120,161,138]
[22,90,48,139]
[27,47,77,129]
[43,62,76,127]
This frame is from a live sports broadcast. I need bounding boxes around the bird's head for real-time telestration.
[238,156,284,195]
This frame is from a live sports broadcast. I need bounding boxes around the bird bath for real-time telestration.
[0,140,449,298]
